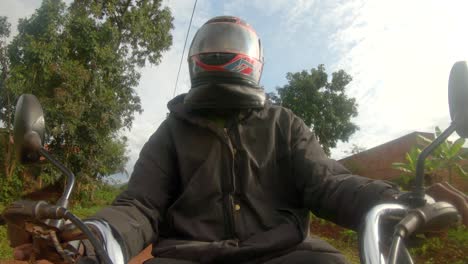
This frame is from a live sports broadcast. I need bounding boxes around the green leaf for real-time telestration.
[448,138,465,157]
[392,162,410,168]
[417,134,433,147]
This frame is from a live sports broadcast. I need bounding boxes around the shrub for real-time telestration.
[0,176,23,203]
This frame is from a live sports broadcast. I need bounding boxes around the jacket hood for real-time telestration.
[167,94,231,139]
[167,94,188,115]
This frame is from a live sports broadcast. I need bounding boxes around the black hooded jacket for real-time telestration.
[93,95,398,263]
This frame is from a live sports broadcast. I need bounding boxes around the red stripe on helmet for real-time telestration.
[192,54,259,75]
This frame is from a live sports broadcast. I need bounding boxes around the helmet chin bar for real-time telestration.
[184,83,266,110]
[190,70,261,89]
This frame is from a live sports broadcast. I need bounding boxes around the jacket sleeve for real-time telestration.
[290,112,399,230]
[92,120,178,258]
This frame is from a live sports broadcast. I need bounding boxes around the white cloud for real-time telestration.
[0,0,40,38]
[223,0,291,16]
[221,0,468,159]
[222,0,319,37]
[0,0,75,39]
[329,0,468,159]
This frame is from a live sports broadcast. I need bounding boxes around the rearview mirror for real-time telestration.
[448,61,468,138]
[13,94,45,164]
[413,61,468,205]
[12,94,76,219]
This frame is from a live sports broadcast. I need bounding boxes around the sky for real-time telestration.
[1,0,468,182]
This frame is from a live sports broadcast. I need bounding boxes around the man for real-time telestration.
[10,16,468,264]
[89,15,396,264]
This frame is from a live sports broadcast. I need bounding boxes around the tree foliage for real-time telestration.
[0,16,18,183]
[0,0,173,193]
[269,64,358,155]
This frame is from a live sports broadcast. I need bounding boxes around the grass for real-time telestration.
[71,205,104,219]
[0,203,13,261]
[409,226,468,264]
[309,214,360,264]
[320,236,360,264]
[0,224,11,260]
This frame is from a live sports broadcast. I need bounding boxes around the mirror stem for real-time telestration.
[39,147,75,209]
[414,123,456,205]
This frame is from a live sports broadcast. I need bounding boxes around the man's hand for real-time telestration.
[427,182,468,226]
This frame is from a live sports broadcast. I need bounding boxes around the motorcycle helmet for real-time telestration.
[184,16,265,110]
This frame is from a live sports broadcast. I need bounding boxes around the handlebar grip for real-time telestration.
[395,211,423,237]
[2,200,67,224]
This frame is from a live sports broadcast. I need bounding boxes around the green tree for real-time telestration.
[269,64,358,155]
[0,16,17,181]
[1,0,173,192]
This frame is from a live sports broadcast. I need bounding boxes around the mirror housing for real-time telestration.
[448,61,468,138]
[12,94,76,225]
[13,94,45,164]
[413,61,468,205]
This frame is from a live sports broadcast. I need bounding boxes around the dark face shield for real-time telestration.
[189,22,262,61]
[184,83,266,110]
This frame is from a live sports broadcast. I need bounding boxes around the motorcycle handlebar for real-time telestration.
[2,200,113,264]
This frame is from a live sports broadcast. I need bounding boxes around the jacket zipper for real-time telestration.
[223,128,237,239]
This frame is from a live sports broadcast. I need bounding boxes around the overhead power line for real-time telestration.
[173,0,198,97]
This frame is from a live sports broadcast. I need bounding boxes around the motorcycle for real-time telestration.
[2,61,468,263]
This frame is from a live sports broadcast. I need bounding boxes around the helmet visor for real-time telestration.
[189,22,261,60]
